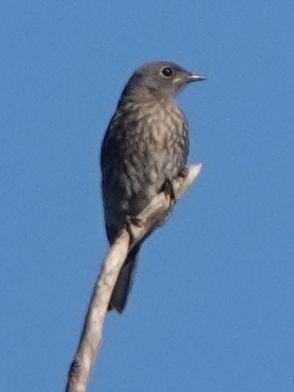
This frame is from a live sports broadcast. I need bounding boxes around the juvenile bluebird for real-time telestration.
[101,61,205,312]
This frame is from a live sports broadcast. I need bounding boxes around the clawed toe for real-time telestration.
[161,179,176,205]
[179,166,189,178]
[125,215,143,244]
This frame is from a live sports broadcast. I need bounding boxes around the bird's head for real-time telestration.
[122,61,206,101]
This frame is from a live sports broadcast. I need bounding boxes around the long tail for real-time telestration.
[108,244,141,313]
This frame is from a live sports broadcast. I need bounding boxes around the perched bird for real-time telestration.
[101,61,205,312]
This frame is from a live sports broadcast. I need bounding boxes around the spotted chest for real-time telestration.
[119,100,188,182]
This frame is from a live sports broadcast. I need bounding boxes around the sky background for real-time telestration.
[1,1,294,391]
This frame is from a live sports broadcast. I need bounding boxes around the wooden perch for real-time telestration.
[65,163,202,392]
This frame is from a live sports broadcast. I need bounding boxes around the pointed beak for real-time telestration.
[186,73,207,82]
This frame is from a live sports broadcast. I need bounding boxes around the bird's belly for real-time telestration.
[125,138,183,205]
[143,149,178,187]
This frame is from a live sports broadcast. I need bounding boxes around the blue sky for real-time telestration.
[1,1,294,391]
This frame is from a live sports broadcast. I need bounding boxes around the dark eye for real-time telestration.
[161,66,173,78]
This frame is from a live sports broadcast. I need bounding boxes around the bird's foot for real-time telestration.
[179,166,189,178]
[125,215,143,244]
[161,178,176,206]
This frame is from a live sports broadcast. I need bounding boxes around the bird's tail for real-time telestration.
[108,244,141,313]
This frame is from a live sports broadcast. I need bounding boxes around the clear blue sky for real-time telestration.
[1,1,294,391]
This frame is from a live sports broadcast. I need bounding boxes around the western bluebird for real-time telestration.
[101,61,205,312]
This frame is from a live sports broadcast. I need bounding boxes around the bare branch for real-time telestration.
[65,163,202,392]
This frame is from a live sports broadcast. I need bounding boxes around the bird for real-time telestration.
[100,61,205,313]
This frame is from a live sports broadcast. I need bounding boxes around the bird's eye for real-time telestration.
[161,66,174,78]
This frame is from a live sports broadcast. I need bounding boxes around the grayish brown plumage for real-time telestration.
[101,61,205,312]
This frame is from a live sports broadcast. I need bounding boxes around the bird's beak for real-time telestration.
[186,73,207,82]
